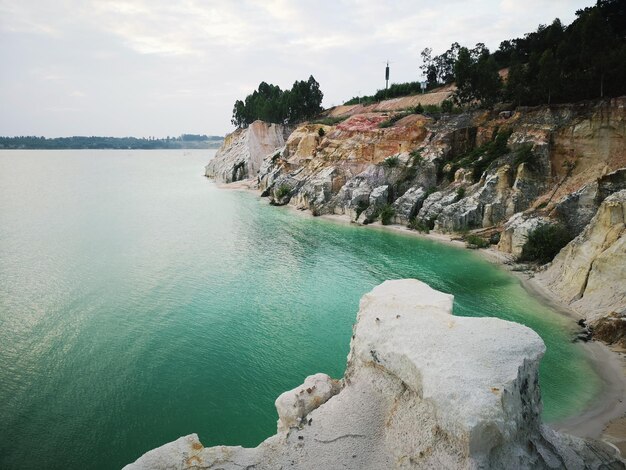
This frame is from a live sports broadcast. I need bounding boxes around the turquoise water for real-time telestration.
[0,150,599,469]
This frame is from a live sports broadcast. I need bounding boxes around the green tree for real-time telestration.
[453,45,502,108]
[231,76,324,128]
[420,47,438,88]
[435,42,461,84]
[538,49,559,104]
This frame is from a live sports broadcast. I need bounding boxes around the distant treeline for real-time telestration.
[0,134,224,150]
[346,0,625,108]
[231,76,323,128]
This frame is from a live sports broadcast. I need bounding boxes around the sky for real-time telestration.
[0,0,595,138]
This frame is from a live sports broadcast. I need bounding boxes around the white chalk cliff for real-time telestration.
[124,280,622,469]
[205,120,286,183]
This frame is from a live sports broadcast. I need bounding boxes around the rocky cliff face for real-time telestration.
[257,113,432,214]
[250,99,624,235]
[536,190,626,328]
[204,98,625,335]
[202,97,625,348]
[205,120,287,183]
[124,280,622,469]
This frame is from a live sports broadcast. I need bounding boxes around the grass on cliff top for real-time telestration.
[312,116,347,126]
[378,112,411,128]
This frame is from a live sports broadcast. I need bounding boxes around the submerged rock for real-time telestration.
[124,280,622,469]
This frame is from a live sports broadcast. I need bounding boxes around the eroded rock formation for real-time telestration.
[124,280,623,469]
[245,99,625,237]
[537,190,626,324]
[205,120,287,183]
[205,97,625,341]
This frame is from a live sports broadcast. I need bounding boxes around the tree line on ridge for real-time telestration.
[347,0,625,108]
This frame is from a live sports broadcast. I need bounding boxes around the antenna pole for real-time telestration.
[385,60,390,91]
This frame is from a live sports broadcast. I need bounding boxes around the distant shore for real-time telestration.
[0,135,224,150]
[218,177,626,455]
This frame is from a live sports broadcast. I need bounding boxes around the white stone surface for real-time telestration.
[275,373,340,432]
[205,120,286,183]
[124,280,622,469]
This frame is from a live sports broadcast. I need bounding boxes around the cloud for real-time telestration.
[0,0,596,137]
[0,1,61,35]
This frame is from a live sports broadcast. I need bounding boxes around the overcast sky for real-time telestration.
[0,0,594,137]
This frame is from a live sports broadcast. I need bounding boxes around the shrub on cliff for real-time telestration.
[441,99,454,113]
[275,184,291,199]
[409,149,424,166]
[455,187,466,202]
[355,200,369,220]
[380,156,400,168]
[464,234,489,249]
[378,112,410,129]
[471,130,511,181]
[408,217,430,233]
[379,205,395,225]
[513,144,539,171]
[520,224,572,264]
[446,130,511,182]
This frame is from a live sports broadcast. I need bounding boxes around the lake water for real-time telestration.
[0,149,600,469]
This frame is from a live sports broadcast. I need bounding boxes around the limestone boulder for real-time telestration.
[592,311,626,348]
[287,167,340,214]
[275,373,341,432]
[508,161,546,214]
[258,149,286,193]
[416,189,458,224]
[553,182,601,236]
[124,280,622,470]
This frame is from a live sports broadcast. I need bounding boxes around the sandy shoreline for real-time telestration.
[218,179,626,452]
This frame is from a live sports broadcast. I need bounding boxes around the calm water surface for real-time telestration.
[0,150,600,469]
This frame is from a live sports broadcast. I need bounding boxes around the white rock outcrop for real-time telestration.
[498,212,551,258]
[537,190,626,322]
[205,121,286,183]
[124,280,622,470]
[275,373,341,432]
